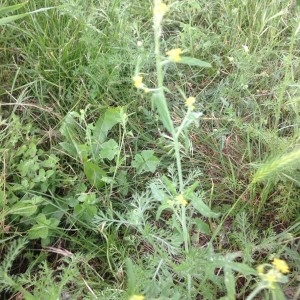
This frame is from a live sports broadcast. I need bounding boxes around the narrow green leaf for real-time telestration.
[224,262,257,276]
[0,4,56,26]
[162,175,177,194]
[179,57,212,68]
[0,14,28,25]
[190,196,219,218]
[224,267,236,300]
[152,92,174,134]
[0,2,28,16]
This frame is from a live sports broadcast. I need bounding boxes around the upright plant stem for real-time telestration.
[153,25,184,193]
[153,14,188,254]
[153,10,191,298]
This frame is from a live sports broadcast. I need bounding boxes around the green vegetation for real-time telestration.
[1,0,299,299]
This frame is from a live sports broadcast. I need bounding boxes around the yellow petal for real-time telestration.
[166,48,183,62]
[272,258,290,274]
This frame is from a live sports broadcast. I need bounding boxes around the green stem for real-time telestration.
[153,9,191,298]
[245,284,265,300]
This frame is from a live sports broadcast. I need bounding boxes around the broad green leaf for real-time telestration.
[193,219,211,235]
[28,214,60,240]
[93,107,123,144]
[40,154,59,168]
[99,139,119,160]
[83,161,106,189]
[190,195,220,218]
[59,142,78,157]
[131,150,159,174]
[9,202,37,217]
[74,202,97,222]
[179,57,212,68]
[28,224,49,239]
[60,113,79,141]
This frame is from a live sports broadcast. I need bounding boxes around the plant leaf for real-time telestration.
[151,92,174,134]
[9,202,37,217]
[190,195,220,218]
[99,139,119,160]
[83,161,106,189]
[179,57,212,68]
[0,3,28,16]
[93,107,123,145]
[131,150,159,174]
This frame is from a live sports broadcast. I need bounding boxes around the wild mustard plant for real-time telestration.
[133,0,214,256]
[132,1,216,297]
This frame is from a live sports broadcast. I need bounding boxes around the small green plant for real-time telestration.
[94,1,287,299]
[59,107,128,190]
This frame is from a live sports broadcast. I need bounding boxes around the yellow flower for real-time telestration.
[166,48,183,62]
[256,264,265,275]
[175,194,188,206]
[132,75,143,89]
[272,258,290,274]
[153,1,168,17]
[185,96,196,111]
[129,295,145,300]
[153,0,168,27]
[265,273,277,283]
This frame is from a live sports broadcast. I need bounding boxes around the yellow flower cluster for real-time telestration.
[256,258,289,289]
[133,75,143,89]
[185,96,196,111]
[272,258,289,274]
[166,48,183,62]
[153,1,168,17]
[132,75,149,93]
[175,194,188,206]
[153,0,168,28]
